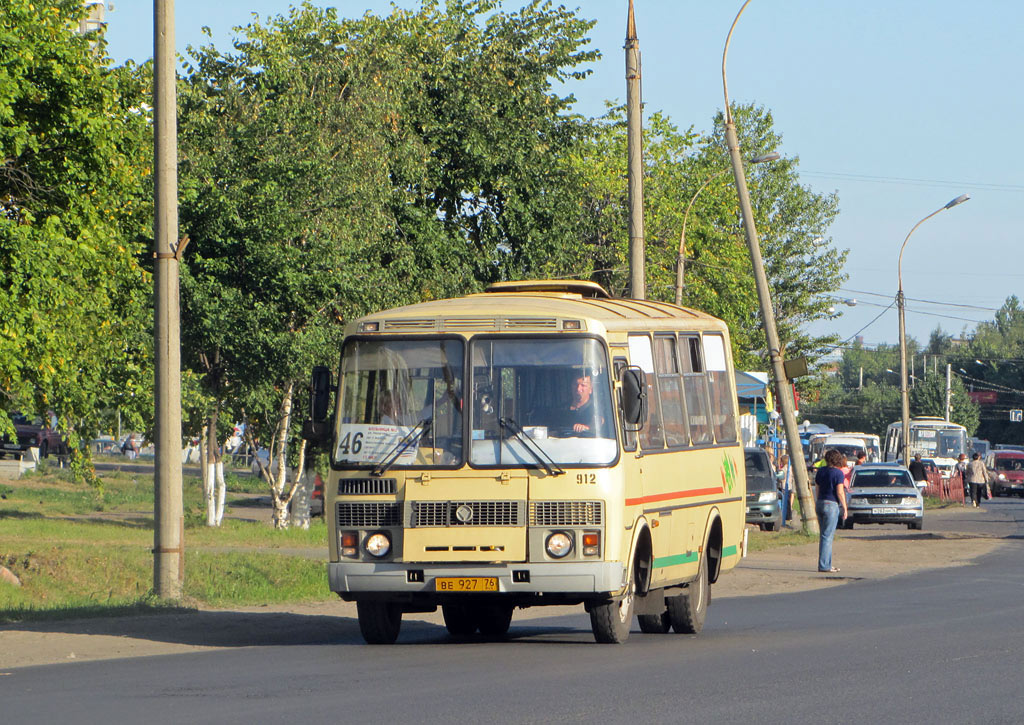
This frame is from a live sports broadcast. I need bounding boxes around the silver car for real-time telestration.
[843,464,923,531]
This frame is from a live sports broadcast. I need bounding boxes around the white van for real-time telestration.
[823,433,880,464]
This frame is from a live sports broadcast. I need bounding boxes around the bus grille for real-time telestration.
[529,501,604,526]
[411,501,523,527]
[337,478,397,495]
[337,502,401,528]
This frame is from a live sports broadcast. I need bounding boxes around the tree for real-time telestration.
[177,0,599,526]
[574,103,846,370]
[0,0,152,478]
[909,375,979,435]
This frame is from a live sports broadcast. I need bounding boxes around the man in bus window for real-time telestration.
[554,372,605,436]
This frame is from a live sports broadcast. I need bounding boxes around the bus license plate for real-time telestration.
[435,577,498,592]
[872,507,897,514]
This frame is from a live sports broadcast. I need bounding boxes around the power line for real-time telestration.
[802,170,1024,194]
[838,287,1000,312]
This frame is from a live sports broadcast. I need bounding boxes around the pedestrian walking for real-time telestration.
[965,452,991,508]
[814,448,848,573]
[908,453,928,487]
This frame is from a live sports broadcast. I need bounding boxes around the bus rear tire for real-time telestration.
[637,609,671,633]
[668,558,708,635]
[357,601,402,644]
[442,604,479,636]
[589,576,635,643]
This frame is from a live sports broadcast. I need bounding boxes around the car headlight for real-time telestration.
[365,532,391,558]
[998,473,1007,481]
[758,491,777,503]
[903,497,918,506]
[545,532,573,558]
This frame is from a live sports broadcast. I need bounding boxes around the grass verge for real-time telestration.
[0,467,331,624]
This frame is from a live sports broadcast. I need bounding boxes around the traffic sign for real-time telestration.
[1011,409,1023,423]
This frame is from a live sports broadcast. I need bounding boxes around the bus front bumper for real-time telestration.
[328,560,625,596]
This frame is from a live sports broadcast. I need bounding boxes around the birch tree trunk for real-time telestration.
[205,405,221,527]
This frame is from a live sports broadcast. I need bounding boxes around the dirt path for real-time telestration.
[0,505,1008,669]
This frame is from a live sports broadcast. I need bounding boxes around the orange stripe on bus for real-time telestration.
[625,487,724,506]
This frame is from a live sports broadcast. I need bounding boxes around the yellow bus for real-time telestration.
[304,280,745,644]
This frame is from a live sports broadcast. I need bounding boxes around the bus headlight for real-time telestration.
[365,532,391,558]
[545,532,573,558]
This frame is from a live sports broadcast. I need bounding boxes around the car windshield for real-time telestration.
[852,469,914,488]
[995,458,1024,471]
[334,338,464,468]
[830,444,864,458]
[468,337,616,467]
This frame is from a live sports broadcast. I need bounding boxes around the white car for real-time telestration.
[844,464,923,531]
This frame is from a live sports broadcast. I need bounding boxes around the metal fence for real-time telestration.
[923,470,966,504]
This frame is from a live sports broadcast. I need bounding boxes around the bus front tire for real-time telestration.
[442,604,479,636]
[357,601,402,644]
[477,604,514,637]
[589,576,635,643]
[668,559,708,635]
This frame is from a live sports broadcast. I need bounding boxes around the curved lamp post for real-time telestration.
[674,151,780,306]
[721,0,819,533]
[897,193,970,465]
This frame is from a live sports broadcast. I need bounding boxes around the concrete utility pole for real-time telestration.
[153,0,184,599]
[945,363,952,422]
[625,0,645,300]
[721,0,816,533]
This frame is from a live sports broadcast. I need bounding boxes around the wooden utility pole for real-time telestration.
[625,0,645,299]
[153,0,184,598]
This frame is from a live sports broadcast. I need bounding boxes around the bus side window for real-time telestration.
[655,334,688,448]
[627,334,665,451]
[681,335,712,444]
[703,333,737,443]
[614,357,637,451]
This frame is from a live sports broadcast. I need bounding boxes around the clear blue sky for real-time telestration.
[103,1,1024,349]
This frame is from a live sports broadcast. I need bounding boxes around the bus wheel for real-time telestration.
[442,604,479,636]
[477,604,514,637]
[356,601,402,644]
[637,609,671,633]
[589,576,635,643]
[668,558,708,635]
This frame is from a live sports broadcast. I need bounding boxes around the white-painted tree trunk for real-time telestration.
[214,459,226,526]
[205,461,217,526]
[291,468,313,530]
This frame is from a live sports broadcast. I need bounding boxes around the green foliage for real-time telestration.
[176,1,601,487]
[0,0,153,451]
[909,374,979,434]
[574,103,846,370]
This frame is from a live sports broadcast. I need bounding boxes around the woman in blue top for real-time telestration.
[814,448,849,573]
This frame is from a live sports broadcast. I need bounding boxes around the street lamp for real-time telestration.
[674,152,780,306]
[897,193,970,465]
[721,0,818,534]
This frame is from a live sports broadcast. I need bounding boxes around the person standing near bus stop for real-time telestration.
[815,449,848,573]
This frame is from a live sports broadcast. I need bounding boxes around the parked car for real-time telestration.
[844,463,923,530]
[744,447,782,531]
[987,450,1024,497]
[0,412,66,459]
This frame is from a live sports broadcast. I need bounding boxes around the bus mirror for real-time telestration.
[310,366,332,423]
[621,367,647,428]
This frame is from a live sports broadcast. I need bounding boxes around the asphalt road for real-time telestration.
[4,498,1024,724]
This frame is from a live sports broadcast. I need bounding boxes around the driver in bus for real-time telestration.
[555,372,606,436]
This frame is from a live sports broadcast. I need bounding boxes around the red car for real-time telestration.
[988,451,1024,497]
[0,412,66,459]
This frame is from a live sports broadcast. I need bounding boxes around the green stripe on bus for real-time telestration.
[723,545,738,557]
[652,552,699,569]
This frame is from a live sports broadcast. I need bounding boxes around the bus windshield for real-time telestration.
[334,338,465,468]
[909,426,967,458]
[468,337,617,467]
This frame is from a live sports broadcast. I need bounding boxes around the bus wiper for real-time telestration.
[372,419,432,476]
[500,417,565,477]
